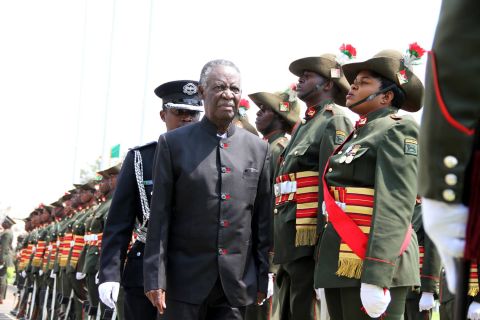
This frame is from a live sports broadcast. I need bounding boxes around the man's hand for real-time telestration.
[422,198,468,293]
[267,273,274,299]
[468,301,480,320]
[418,292,435,311]
[256,292,267,306]
[360,283,391,318]
[145,289,167,314]
[98,282,120,309]
[75,272,86,280]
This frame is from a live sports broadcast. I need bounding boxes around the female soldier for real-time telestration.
[314,47,425,319]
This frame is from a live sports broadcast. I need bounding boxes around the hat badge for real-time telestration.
[183,83,198,95]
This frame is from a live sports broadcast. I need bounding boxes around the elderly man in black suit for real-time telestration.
[143,59,272,320]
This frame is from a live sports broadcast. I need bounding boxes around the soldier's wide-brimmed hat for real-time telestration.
[74,180,97,192]
[155,80,204,112]
[98,163,122,178]
[2,215,15,225]
[249,88,301,132]
[342,49,424,112]
[289,54,350,106]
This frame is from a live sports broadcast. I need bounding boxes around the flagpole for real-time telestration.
[101,0,117,170]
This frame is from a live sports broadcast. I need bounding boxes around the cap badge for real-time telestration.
[183,83,198,95]
[279,102,290,112]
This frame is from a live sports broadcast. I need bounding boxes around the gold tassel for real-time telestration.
[336,257,363,279]
[468,285,479,297]
[295,226,318,247]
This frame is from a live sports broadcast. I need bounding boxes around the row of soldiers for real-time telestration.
[10,71,479,320]
[12,164,122,320]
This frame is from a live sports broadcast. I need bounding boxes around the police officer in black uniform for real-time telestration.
[98,80,203,319]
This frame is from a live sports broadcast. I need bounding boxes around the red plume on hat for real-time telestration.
[238,98,250,117]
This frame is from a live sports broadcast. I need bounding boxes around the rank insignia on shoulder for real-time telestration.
[279,102,290,112]
[335,130,346,145]
[404,138,418,155]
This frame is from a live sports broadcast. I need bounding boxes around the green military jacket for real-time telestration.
[18,233,31,272]
[83,198,111,275]
[0,229,13,267]
[25,228,39,273]
[66,210,89,273]
[44,222,58,272]
[419,0,480,205]
[266,131,289,179]
[273,99,352,264]
[315,107,420,289]
[54,215,75,272]
[408,204,441,298]
[76,208,96,273]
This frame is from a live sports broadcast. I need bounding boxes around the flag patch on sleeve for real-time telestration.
[335,130,346,145]
[404,138,418,155]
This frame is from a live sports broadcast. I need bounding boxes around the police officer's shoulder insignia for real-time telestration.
[335,130,347,145]
[404,137,418,156]
[130,141,157,151]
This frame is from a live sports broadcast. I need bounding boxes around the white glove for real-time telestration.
[360,283,391,318]
[267,273,274,299]
[21,270,27,278]
[95,271,99,284]
[50,272,57,279]
[468,301,480,320]
[76,272,86,280]
[98,282,120,309]
[0,264,4,270]
[315,288,322,301]
[418,292,435,311]
[39,270,43,276]
[422,198,468,293]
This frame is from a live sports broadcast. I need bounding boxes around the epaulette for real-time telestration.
[276,136,289,149]
[324,103,335,114]
[130,141,157,151]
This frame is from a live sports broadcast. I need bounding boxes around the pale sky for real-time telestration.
[0,0,442,220]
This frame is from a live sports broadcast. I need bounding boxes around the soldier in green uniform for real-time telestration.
[32,205,54,319]
[20,209,41,320]
[417,1,480,319]
[245,86,300,320]
[404,204,441,319]
[43,200,62,320]
[315,48,424,319]
[11,233,26,317]
[13,217,33,319]
[0,215,15,304]
[66,182,97,320]
[56,190,79,319]
[82,165,119,319]
[273,52,353,319]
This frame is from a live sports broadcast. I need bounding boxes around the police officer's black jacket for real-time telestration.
[99,141,156,288]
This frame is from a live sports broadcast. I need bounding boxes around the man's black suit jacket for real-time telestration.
[144,117,271,307]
